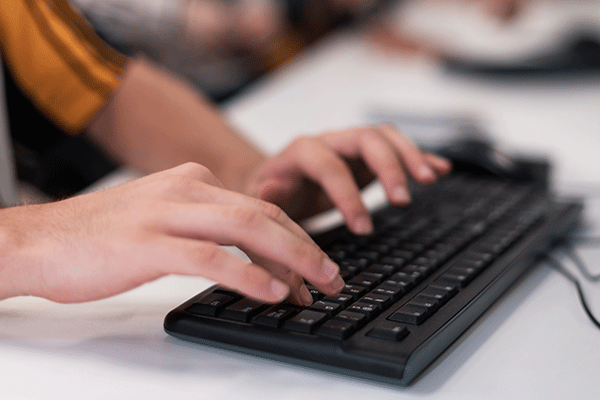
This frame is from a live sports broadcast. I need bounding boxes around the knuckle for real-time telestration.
[178,162,215,181]
[320,156,348,179]
[358,127,381,142]
[257,200,287,222]
[290,242,323,273]
[230,206,263,229]
[291,135,318,151]
[161,175,194,193]
[196,243,225,267]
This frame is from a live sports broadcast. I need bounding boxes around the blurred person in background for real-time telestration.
[68,0,525,101]
[0,0,451,305]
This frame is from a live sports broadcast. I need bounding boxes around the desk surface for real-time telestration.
[2,25,600,400]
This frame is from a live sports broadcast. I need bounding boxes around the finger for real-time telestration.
[324,127,412,206]
[424,153,452,175]
[283,137,373,235]
[162,162,225,188]
[160,202,344,294]
[378,125,439,184]
[246,251,314,306]
[157,237,291,303]
[158,171,317,246]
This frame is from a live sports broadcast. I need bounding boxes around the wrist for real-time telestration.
[0,208,35,300]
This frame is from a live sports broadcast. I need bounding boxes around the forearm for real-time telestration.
[86,58,266,192]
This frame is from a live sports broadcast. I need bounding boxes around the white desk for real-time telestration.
[2,28,600,400]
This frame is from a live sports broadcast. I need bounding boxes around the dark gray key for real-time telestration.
[408,294,441,312]
[252,304,300,328]
[322,293,354,308]
[309,301,341,317]
[316,319,356,340]
[347,274,380,291]
[366,264,396,277]
[186,292,236,317]
[334,311,367,328]
[371,284,406,301]
[283,310,327,334]
[305,285,324,302]
[436,269,474,288]
[389,304,429,325]
[360,293,393,310]
[220,298,268,322]
[367,322,409,341]
[347,302,379,319]
[381,256,407,268]
[342,284,367,300]
[419,285,456,304]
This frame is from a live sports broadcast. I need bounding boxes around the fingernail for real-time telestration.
[352,215,374,235]
[392,186,411,204]
[418,165,436,181]
[322,258,340,282]
[270,280,289,300]
[332,275,345,292]
[299,285,313,306]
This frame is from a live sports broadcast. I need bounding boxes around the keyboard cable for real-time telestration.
[544,246,600,330]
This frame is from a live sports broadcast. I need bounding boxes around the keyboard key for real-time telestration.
[381,256,407,268]
[186,292,236,317]
[305,285,324,302]
[367,322,409,341]
[309,301,341,317]
[347,274,380,291]
[322,293,354,308]
[371,284,406,301]
[347,302,379,319]
[252,304,300,328]
[353,251,380,261]
[389,304,430,325]
[283,310,327,334]
[334,311,368,328]
[390,249,414,259]
[360,293,393,310]
[419,285,456,304]
[366,263,396,277]
[316,319,356,340]
[220,298,268,322]
[408,294,441,312]
[342,284,367,300]
[389,271,420,286]
[436,269,475,288]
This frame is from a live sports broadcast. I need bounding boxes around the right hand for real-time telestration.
[0,163,343,306]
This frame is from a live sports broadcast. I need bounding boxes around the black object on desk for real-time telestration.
[445,29,600,77]
[164,152,582,386]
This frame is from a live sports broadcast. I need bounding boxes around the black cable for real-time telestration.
[545,255,600,330]
[564,244,600,282]
[569,236,600,246]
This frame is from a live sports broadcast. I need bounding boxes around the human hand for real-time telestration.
[0,163,344,306]
[243,125,451,235]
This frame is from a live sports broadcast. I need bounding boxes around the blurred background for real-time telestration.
[7,0,600,201]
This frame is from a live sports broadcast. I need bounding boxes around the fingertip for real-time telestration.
[270,279,290,301]
[417,164,437,184]
[391,186,411,205]
[351,214,374,236]
[331,275,345,293]
[299,284,314,306]
[427,154,453,175]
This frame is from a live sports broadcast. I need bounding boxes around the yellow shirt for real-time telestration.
[0,0,127,134]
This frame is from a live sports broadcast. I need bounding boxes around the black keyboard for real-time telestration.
[164,173,582,386]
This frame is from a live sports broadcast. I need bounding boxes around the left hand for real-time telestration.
[243,125,451,235]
